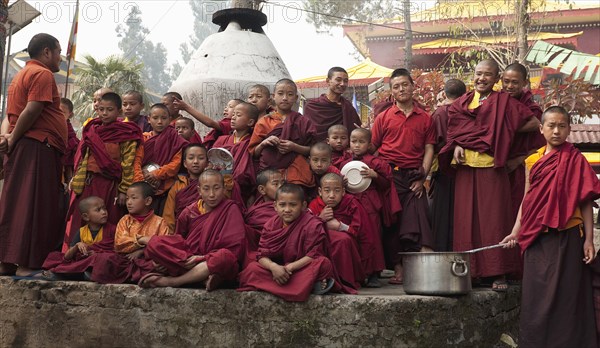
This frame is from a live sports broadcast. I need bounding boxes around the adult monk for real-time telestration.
[502,62,545,220]
[438,59,540,291]
[0,34,68,277]
[303,67,361,142]
[371,68,436,285]
[501,106,600,347]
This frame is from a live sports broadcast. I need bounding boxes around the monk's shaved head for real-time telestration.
[199,169,224,186]
[327,124,348,137]
[504,62,528,80]
[444,79,467,100]
[542,105,571,125]
[78,196,104,214]
[320,172,344,187]
[276,183,305,202]
[477,59,500,75]
[94,87,113,96]
[310,142,332,156]
[274,78,297,93]
[351,128,371,142]
[256,168,280,187]
[249,84,270,96]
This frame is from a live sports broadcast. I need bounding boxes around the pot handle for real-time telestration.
[451,260,469,277]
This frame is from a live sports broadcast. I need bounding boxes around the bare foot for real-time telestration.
[15,266,40,277]
[139,273,171,288]
[205,274,223,292]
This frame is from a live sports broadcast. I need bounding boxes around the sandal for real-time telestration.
[492,279,509,292]
[313,278,335,295]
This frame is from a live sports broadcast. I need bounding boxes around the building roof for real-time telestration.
[9,51,87,84]
[413,31,582,55]
[569,124,600,146]
[296,58,393,88]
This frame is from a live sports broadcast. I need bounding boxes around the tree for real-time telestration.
[71,54,148,124]
[116,6,171,93]
[170,1,219,81]
[304,0,402,30]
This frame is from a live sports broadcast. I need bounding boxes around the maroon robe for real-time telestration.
[203,118,232,150]
[142,125,189,167]
[331,149,353,170]
[238,212,353,302]
[62,119,80,168]
[508,90,545,220]
[308,195,371,289]
[302,94,361,142]
[42,223,117,274]
[174,178,199,219]
[189,131,202,144]
[65,118,142,251]
[258,111,316,171]
[306,165,341,203]
[213,134,256,191]
[518,142,600,253]
[244,195,277,251]
[439,91,534,278]
[145,199,246,281]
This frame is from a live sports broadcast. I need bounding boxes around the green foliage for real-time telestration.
[304,0,404,29]
[116,6,172,93]
[71,54,148,124]
[540,77,600,124]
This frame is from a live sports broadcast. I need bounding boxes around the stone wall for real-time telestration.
[0,278,519,347]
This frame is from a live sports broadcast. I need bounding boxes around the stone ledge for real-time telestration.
[0,277,519,347]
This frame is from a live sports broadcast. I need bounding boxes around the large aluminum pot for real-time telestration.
[400,252,472,295]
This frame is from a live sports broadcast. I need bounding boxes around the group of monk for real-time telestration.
[0,33,599,347]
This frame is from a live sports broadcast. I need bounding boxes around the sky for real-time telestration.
[5,0,362,80]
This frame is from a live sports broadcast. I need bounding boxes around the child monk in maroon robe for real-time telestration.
[238,183,342,302]
[327,125,352,170]
[502,106,600,347]
[501,63,545,221]
[174,117,202,143]
[213,102,258,206]
[438,60,541,291]
[139,170,246,290]
[173,97,241,150]
[308,173,376,290]
[340,128,401,287]
[244,169,283,251]
[60,97,80,184]
[162,144,208,231]
[247,84,273,119]
[249,79,316,188]
[306,142,342,202]
[90,182,172,284]
[65,92,142,252]
[133,104,188,216]
[302,67,361,142]
[42,197,116,279]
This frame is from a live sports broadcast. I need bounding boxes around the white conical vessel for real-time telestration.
[170,8,291,135]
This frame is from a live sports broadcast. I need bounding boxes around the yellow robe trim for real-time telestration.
[197,199,207,215]
[80,225,103,245]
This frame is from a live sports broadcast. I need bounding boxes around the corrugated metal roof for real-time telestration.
[569,124,600,145]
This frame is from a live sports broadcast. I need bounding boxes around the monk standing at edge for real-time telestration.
[438,59,540,291]
[303,67,362,142]
[0,34,68,277]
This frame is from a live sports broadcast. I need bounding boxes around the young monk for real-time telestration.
[65,92,142,252]
[249,78,316,188]
[238,183,342,301]
[438,60,541,291]
[90,182,172,284]
[162,144,208,231]
[371,68,436,285]
[138,170,246,291]
[42,197,116,279]
[134,103,189,216]
[501,106,600,347]
[174,117,202,143]
[213,102,258,205]
[81,87,113,127]
[502,63,545,221]
[244,169,283,251]
[327,125,352,169]
[341,128,400,287]
[122,90,151,133]
[429,79,466,251]
[173,97,242,150]
[60,97,80,185]
[162,91,184,125]
[247,84,273,118]
[303,67,362,142]
[309,173,377,290]
[306,142,341,202]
